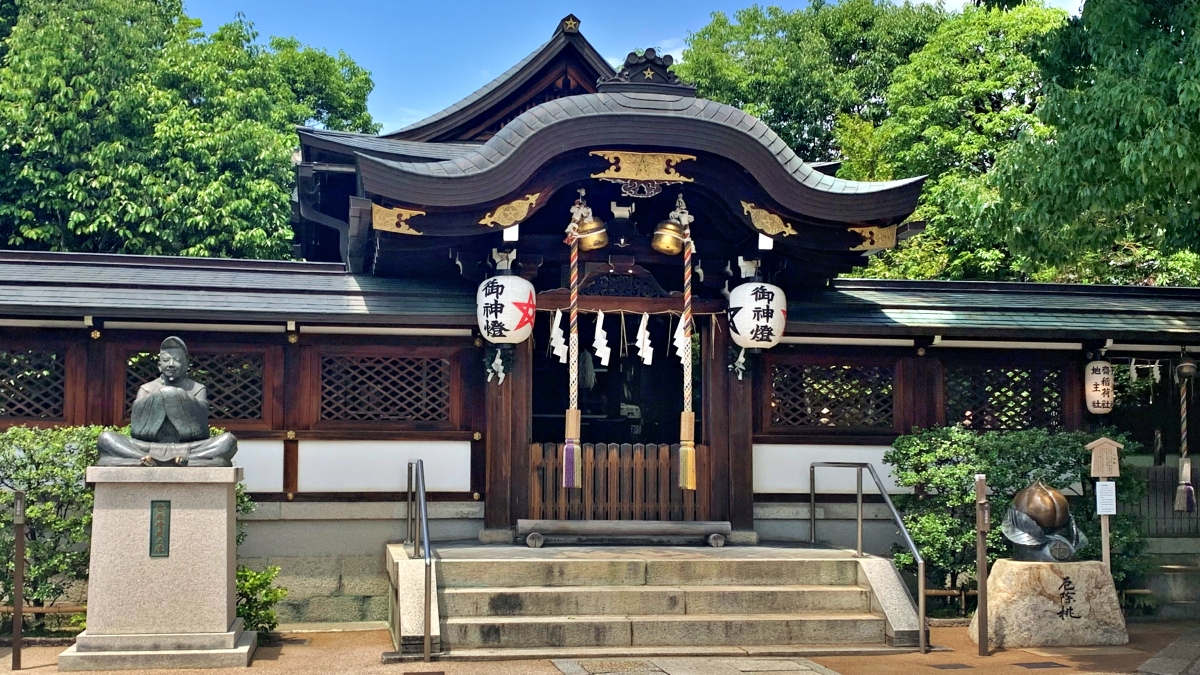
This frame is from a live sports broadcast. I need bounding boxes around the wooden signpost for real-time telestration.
[1087,437,1123,570]
[976,474,990,656]
[12,490,25,671]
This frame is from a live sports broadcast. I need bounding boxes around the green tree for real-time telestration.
[850,4,1067,280]
[0,426,102,627]
[886,426,1147,593]
[677,0,946,160]
[0,0,17,61]
[0,0,377,259]
[984,0,1200,269]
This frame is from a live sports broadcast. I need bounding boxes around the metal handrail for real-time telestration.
[405,460,434,662]
[809,461,926,654]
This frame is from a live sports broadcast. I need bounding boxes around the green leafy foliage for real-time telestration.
[677,0,946,161]
[0,425,102,632]
[850,4,1067,281]
[987,0,1200,267]
[0,0,377,259]
[236,565,287,641]
[233,482,287,641]
[886,426,1148,592]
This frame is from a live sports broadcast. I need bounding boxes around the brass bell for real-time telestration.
[576,216,609,251]
[651,219,685,255]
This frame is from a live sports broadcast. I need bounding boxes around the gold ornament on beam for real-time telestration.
[740,202,798,237]
[848,225,898,251]
[479,193,541,228]
[590,151,696,182]
[372,203,426,235]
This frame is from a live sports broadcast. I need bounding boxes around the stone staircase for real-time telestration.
[1144,538,1200,620]
[405,545,918,658]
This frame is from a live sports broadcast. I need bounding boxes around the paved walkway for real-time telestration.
[1139,626,1200,675]
[1,624,1193,674]
[554,657,839,675]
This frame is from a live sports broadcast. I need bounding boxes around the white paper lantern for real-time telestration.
[728,281,787,349]
[1085,360,1114,414]
[476,274,536,344]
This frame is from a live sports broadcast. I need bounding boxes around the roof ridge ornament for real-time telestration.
[597,48,697,95]
[558,14,581,35]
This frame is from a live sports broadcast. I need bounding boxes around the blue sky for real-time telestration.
[183,1,1082,135]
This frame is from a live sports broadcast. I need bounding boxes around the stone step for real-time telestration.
[436,558,859,588]
[440,585,871,617]
[441,613,885,649]
[426,644,920,661]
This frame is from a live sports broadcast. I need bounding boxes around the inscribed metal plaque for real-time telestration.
[150,500,171,557]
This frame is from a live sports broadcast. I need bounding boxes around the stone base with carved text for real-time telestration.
[969,559,1127,649]
[58,467,254,671]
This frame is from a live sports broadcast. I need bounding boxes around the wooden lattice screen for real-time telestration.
[530,442,710,521]
[320,355,450,422]
[1124,465,1200,537]
[769,364,894,428]
[126,351,265,420]
[945,365,1064,430]
[0,349,65,419]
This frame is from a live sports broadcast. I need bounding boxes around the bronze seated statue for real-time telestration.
[97,336,238,467]
[1001,479,1088,562]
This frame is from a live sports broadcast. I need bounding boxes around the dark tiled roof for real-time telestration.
[298,128,481,162]
[0,252,475,326]
[787,279,1200,341]
[356,92,924,222]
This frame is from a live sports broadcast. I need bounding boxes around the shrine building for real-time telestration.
[2,15,1198,641]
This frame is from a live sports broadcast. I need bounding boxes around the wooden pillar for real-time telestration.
[85,333,108,425]
[1064,358,1085,431]
[485,340,532,528]
[727,343,755,530]
[703,317,731,522]
[281,339,304,495]
[897,355,944,433]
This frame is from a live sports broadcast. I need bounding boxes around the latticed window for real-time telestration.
[0,349,65,419]
[320,356,450,422]
[770,364,894,428]
[126,352,265,420]
[945,365,1063,430]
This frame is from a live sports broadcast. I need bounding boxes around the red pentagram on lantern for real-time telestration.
[512,291,537,332]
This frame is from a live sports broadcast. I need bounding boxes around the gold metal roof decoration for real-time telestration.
[479,193,541,228]
[590,151,696,199]
[372,203,426,236]
[740,202,798,237]
[848,225,898,251]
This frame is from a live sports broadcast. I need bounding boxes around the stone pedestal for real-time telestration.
[969,559,1128,649]
[59,467,255,671]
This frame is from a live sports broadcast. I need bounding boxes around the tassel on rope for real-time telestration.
[1178,376,1195,512]
[562,190,587,489]
[674,194,697,491]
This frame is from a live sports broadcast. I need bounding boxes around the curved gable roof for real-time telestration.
[358,92,925,224]
[381,15,615,142]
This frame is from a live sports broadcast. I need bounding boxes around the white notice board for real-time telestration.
[1096,480,1117,516]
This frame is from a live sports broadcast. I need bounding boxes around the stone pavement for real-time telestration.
[553,657,840,675]
[1139,626,1200,675]
[1,623,1193,674]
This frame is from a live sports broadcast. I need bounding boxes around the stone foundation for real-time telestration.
[236,500,483,623]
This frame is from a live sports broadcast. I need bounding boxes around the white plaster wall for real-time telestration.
[752,444,910,494]
[297,440,471,492]
[233,439,284,493]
